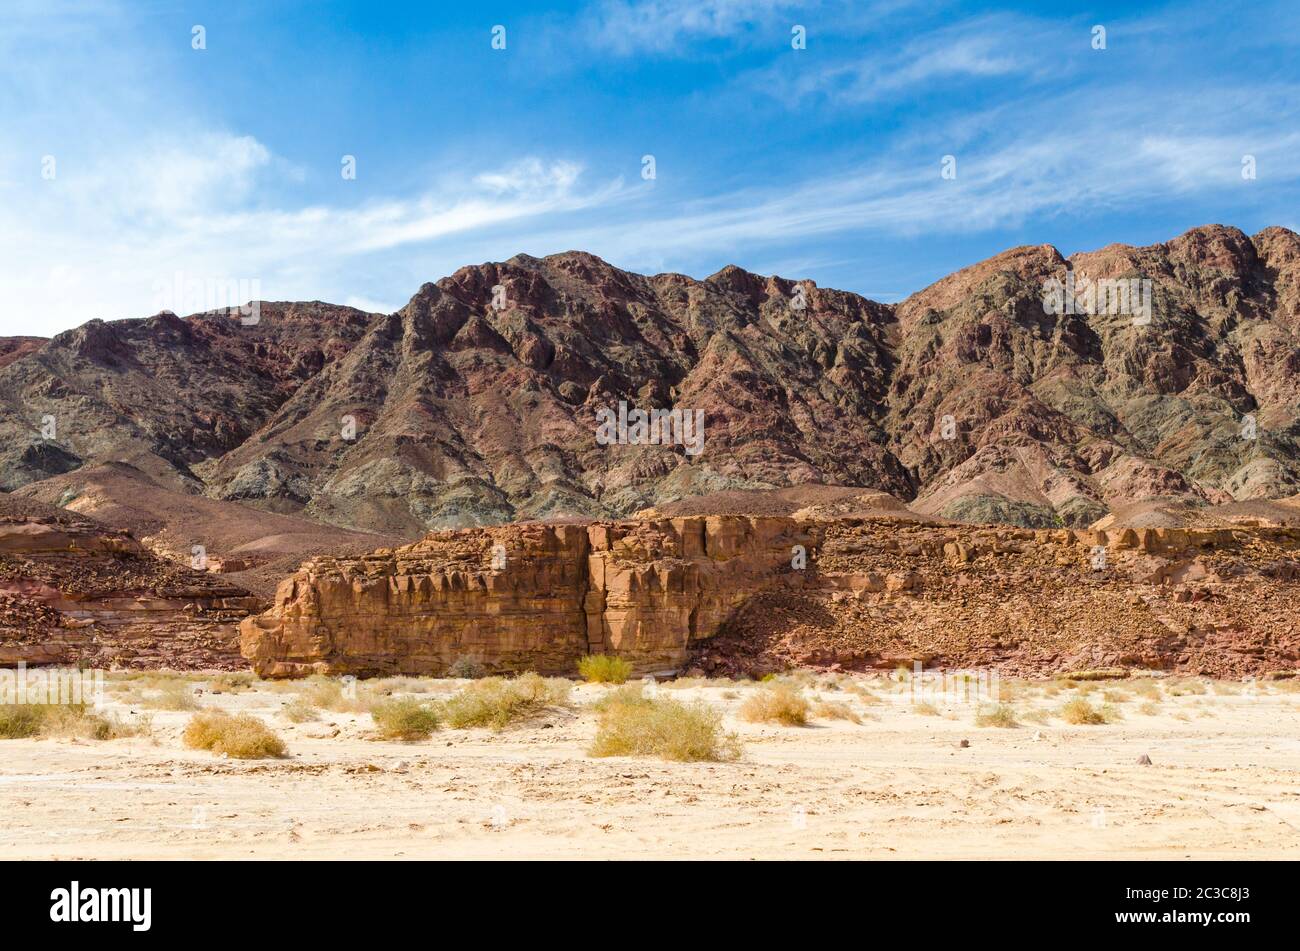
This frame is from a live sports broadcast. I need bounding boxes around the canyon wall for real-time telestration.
[239,516,815,677]
[242,516,1300,680]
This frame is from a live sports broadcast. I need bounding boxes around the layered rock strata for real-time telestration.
[241,515,1300,679]
[240,517,812,677]
[0,514,262,669]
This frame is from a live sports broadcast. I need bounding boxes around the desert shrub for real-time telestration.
[281,697,320,723]
[1021,707,1052,725]
[1167,679,1207,696]
[1060,698,1112,725]
[1138,700,1161,716]
[373,676,440,695]
[1129,679,1162,698]
[975,703,1018,728]
[577,654,632,684]
[441,673,571,730]
[589,689,741,762]
[302,675,371,712]
[811,700,861,724]
[912,701,941,716]
[182,712,286,759]
[369,697,440,740]
[446,657,486,680]
[1,703,153,740]
[142,680,200,711]
[845,684,881,704]
[207,671,254,693]
[44,705,152,740]
[662,676,715,691]
[0,704,48,738]
[739,684,809,726]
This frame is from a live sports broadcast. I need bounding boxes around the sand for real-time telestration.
[2,674,1299,860]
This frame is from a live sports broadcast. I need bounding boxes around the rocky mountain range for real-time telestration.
[2,223,1297,567]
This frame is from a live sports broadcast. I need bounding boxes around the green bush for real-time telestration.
[447,658,486,679]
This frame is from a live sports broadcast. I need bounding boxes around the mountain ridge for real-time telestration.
[2,223,1297,550]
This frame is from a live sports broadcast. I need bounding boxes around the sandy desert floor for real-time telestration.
[2,671,1299,860]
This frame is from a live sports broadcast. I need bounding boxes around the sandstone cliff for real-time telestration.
[241,515,1300,680]
[240,516,814,677]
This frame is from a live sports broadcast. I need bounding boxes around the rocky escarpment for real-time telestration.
[241,515,1300,679]
[240,516,814,677]
[704,520,1300,678]
[4,224,1296,535]
[0,506,263,669]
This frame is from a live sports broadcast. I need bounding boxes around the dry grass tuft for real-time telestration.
[811,699,862,724]
[588,688,741,762]
[577,654,633,684]
[301,676,372,712]
[280,696,320,723]
[0,704,46,738]
[369,697,440,740]
[1,703,151,740]
[207,672,254,693]
[1060,698,1114,725]
[1167,678,1207,696]
[182,712,286,759]
[738,684,810,726]
[975,703,1018,728]
[441,673,571,730]
[141,680,201,711]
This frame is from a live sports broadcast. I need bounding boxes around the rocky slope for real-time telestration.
[0,497,262,669]
[0,220,1294,543]
[1,224,1297,539]
[241,514,1300,679]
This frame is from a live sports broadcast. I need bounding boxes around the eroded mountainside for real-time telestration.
[1,224,1297,545]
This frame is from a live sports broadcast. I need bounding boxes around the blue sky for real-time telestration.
[3,0,1299,336]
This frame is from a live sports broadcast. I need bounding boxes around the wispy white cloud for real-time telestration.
[745,13,1068,108]
[0,138,630,334]
[586,0,801,55]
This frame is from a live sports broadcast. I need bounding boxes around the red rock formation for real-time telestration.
[241,514,1300,680]
[7,225,1295,537]
[0,506,262,669]
[240,516,815,677]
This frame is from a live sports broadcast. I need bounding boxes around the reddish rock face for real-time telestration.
[2,226,1298,535]
[0,510,263,670]
[240,516,816,677]
[241,514,1300,680]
